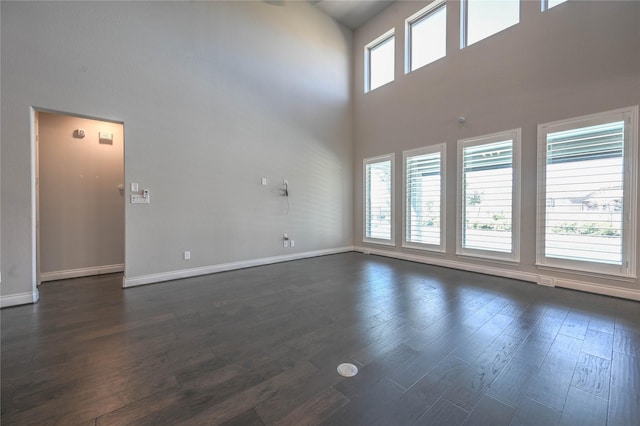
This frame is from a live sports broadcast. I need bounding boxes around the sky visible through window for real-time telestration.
[411,4,446,71]
[547,0,567,10]
[369,36,394,91]
[466,0,519,46]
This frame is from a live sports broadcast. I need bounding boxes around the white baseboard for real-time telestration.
[1,289,39,308]
[354,246,640,301]
[123,246,354,288]
[40,264,125,282]
[553,277,640,301]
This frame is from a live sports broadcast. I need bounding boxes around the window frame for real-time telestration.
[403,144,446,252]
[457,129,521,262]
[363,153,396,246]
[536,106,638,279]
[364,28,395,93]
[460,0,520,49]
[404,0,447,74]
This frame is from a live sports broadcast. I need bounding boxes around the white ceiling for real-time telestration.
[310,0,395,30]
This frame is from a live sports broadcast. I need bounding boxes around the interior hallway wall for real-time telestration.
[1,0,354,303]
[38,112,124,280]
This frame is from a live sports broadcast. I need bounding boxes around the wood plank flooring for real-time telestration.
[2,253,639,425]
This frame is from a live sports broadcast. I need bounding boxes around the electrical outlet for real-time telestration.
[537,276,554,287]
[184,251,191,260]
[290,240,295,247]
[283,241,289,248]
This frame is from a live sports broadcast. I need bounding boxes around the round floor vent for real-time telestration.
[337,363,358,377]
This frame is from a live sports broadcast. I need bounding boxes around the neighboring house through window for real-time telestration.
[537,106,638,278]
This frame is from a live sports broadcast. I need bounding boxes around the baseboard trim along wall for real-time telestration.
[123,247,354,288]
[353,246,640,302]
[40,264,125,283]
[1,289,40,308]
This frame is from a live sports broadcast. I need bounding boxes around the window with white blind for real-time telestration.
[542,0,567,11]
[537,107,638,278]
[461,0,519,48]
[458,130,521,261]
[364,154,395,244]
[405,1,447,73]
[365,29,395,92]
[404,144,445,251]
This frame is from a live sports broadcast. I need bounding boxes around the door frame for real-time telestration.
[31,107,126,289]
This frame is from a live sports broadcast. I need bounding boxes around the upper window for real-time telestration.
[458,129,521,261]
[405,1,447,73]
[364,154,395,245]
[461,0,519,48]
[404,144,446,251]
[365,29,395,92]
[542,0,567,11]
[537,107,638,278]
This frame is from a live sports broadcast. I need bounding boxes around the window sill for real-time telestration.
[363,239,396,247]
[402,243,445,254]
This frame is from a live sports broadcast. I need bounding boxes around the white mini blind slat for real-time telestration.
[365,159,392,241]
[544,121,625,265]
[406,151,441,246]
[462,139,514,253]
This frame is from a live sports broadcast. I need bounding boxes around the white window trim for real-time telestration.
[402,144,446,252]
[536,106,638,279]
[364,28,395,93]
[363,153,396,246]
[457,129,521,262]
[404,0,447,74]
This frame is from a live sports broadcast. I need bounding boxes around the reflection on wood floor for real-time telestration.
[2,253,639,425]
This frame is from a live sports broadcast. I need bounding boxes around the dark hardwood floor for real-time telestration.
[2,253,639,425]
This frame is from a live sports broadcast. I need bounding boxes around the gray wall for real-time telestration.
[1,1,353,301]
[353,1,640,293]
[38,112,124,277]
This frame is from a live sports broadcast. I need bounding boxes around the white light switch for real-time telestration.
[261,178,267,186]
[131,183,139,192]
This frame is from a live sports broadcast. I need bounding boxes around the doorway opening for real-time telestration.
[34,110,125,286]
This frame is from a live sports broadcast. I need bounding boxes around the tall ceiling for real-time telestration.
[310,0,395,30]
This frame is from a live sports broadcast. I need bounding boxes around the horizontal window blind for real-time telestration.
[406,151,441,246]
[365,160,392,241]
[462,140,513,253]
[544,121,624,265]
